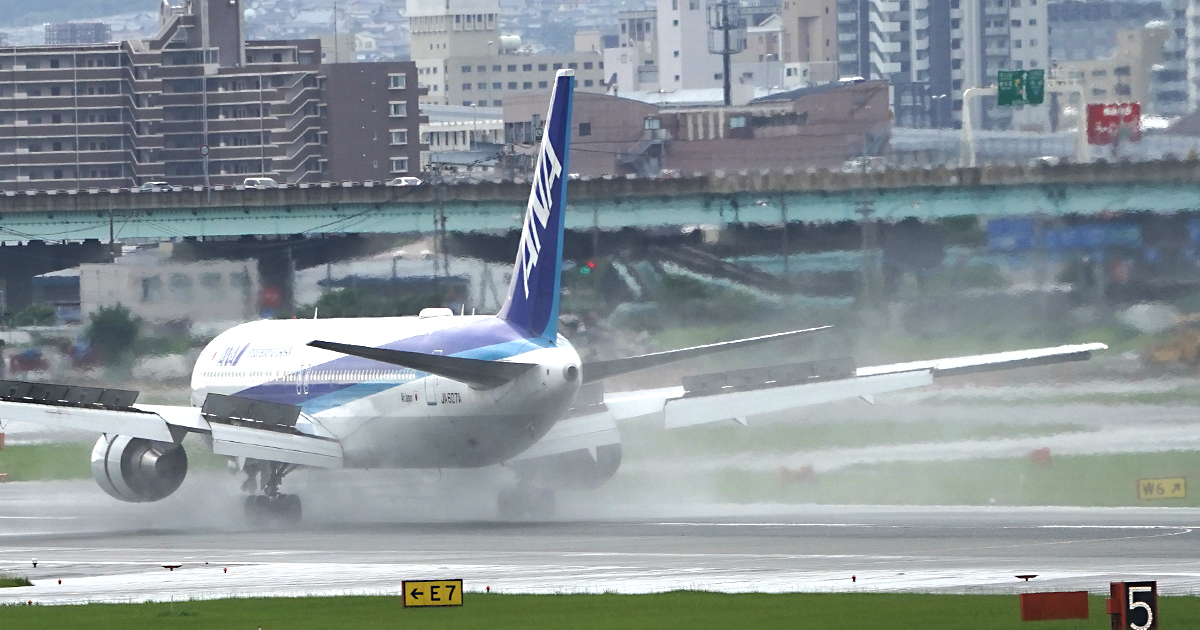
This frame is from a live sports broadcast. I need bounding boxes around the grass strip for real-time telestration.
[0,575,31,588]
[0,439,229,482]
[695,451,1200,507]
[0,592,1196,629]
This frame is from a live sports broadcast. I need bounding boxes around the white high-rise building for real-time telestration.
[407,0,605,107]
[950,0,1049,130]
[1153,0,1188,116]
[657,0,726,91]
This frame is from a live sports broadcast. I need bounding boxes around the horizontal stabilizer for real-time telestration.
[307,340,536,388]
[582,326,831,383]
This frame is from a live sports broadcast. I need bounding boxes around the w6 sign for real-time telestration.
[1087,103,1141,145]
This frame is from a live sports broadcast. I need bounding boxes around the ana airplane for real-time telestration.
[0,71,1105,521]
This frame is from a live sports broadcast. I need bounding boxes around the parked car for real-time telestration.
[1029,155,1062,167]
[840,157,887,174]
[243,177,279,189]
[386,176,423,187]
[138,181,171,192]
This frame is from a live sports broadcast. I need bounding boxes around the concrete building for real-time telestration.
[420,104,504,175]
[1048,26,1170,132]
[409,0,606,107]
[321,62,425,183]
[504,79,891,177]
[1048,1,1164,62]
[44,23,112,46]
[1155,0,1188,116]
[79,254,261,326]
[948,0,1050,131]
[318,33,356,64]
[607,1,832,102]
[0,0,425,190]
[780,0,836,69]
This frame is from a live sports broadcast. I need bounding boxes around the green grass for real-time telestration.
[1,593,1195,629]
[0,575,32,588]
[622,417,1087,456]
[0,443,92,482]
[0,438,230,482]
[692,451,1200,507]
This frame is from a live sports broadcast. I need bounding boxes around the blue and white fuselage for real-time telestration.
[192,70,581,471]
[191,315,581,468]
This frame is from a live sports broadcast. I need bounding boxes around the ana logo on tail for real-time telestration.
[516,133,564,298]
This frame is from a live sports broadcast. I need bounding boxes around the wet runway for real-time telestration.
[2,476,1200,604]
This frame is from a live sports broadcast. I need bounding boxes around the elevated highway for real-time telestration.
[1,160,1199,241]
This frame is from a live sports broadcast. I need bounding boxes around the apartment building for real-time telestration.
[410,0,605,107]
[0,0,424,190]
[1156,0,1188,116]
[1048,26,1170,131]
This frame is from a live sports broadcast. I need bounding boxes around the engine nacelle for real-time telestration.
[508,443,622,490]
[90,435,188,503]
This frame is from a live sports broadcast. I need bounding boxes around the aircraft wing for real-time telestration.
[0,383,343,469]
[601,343,1108,429]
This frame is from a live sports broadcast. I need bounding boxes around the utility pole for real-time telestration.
[708,1,745,107]
[332,0,339,63]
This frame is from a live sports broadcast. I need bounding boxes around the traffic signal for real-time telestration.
[580,260,596,276]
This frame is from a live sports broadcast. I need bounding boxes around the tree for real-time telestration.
[10,304,56,327]
[85,305,141,367]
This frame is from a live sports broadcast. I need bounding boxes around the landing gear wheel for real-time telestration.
[496,486,555,520]
[243,494,303,526]
[244,495,271,527]
[277,493,303,524]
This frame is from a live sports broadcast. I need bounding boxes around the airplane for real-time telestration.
[0,70,1105,522]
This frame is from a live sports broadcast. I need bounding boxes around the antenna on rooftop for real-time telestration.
[708,0,747,107]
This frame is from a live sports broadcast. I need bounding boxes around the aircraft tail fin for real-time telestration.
[497,70,574,341]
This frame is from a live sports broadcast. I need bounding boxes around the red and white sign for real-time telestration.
[1087,102,1141,145]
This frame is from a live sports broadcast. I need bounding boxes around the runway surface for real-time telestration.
[2,476,1200,605]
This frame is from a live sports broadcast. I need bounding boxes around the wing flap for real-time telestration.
[663,370,933,429]
[209,423,344,469]
[583,326,831,383]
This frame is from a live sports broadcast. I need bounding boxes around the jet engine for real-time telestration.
[509,443,622,490]
[90,435,188,502]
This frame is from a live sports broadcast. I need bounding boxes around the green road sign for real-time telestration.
[997,69,1044,106]
[1025,69,1044,104]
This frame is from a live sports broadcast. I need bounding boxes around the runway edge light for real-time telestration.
[1107,581,1158,630]
[402,579,464,608]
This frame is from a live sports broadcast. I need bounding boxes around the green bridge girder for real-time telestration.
[2,162,1199,241]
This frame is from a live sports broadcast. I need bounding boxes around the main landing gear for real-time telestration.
[497,484,555,520]
[242,461,302,526]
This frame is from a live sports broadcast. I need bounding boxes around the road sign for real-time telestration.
[1107,581,1157,630]
[402,579,463,607]
[1137,477,1185,500]
[1087,103,1141,145]
[1025,69,1044,105]
[200,145,209,157]
[997,69,1044,106]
